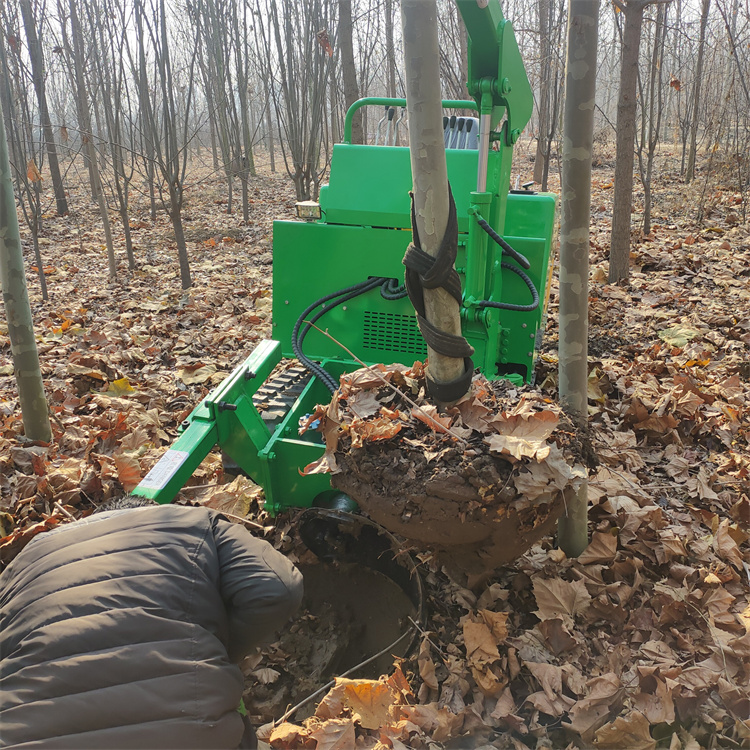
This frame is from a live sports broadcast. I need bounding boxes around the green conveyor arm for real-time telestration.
[132,340,282,504]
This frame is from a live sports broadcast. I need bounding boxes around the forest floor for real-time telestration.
[1,144,749,749]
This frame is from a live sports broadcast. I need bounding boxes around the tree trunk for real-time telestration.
[67,0,116,279]
[18,0,68,216]
[385,0,397,98]
[0,99,51,443]
[169,186,192,290]
[534,0,552,186]
[641,3,667,236]
[685,0,710,183]
[402,0,466,395]
[263,78,276,171]
[608,0,645,284]
[558,0,599,558]
[338,0,363,144]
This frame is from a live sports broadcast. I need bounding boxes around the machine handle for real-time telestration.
[343,97,477,144]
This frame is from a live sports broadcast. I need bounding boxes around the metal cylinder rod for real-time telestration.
[476,112,491,192]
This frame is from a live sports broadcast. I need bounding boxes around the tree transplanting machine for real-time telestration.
[133,0,557,515]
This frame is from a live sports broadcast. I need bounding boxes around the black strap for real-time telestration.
[402,186,474,401]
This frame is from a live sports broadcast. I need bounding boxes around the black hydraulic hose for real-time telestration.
[475,215,531,270]
[380,277,407,300]
[478,262,540,312]
[292,277,386,393]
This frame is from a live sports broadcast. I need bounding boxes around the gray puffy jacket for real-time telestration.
[0,504,303,749]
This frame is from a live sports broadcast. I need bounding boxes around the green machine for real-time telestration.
[132,0,557,514]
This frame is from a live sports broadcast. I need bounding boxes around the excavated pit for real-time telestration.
[244,510,424,725]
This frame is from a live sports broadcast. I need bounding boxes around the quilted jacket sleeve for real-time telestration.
[211,516,303,662]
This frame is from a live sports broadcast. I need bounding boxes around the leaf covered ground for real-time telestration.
[0,148,749,748]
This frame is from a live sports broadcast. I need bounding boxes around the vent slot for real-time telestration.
[362,311,427,356]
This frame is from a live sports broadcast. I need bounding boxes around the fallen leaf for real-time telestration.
[533,577,591,623]
[594,710,656,750]
[113,452,141,492]
[177,364,217,384]
[578,531,618,564]
[307,717,356,750]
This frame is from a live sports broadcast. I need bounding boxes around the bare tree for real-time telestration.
[134,0,196,289]
[18,0,67,216]
[264,0,333,200]
[58,0,117,278]
[558,0,600,557]
[437,0,470,101]
[637,3,668,236]
[338,0,363,144]
[534,0,567,190]
[1,11,50,299]
[608,0,668,284]
[84,0,137,271]
[384,0,398,98]
[402,0,468,399]
[685,0,711,182]
[0,97,51,443]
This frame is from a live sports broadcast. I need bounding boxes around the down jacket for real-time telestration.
[0,504,303,749]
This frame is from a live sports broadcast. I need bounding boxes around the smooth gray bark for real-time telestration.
[18,0,68,217]
[608,0,645,283]
[0,98,51,443]
[66,0,117,279]
[557,0,599,557]
[339,0,363,144]
[401,0,466,393]
[685,0,710,183]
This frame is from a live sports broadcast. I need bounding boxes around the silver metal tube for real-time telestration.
[477,113,491,191]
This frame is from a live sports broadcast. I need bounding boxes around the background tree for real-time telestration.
[533,0,567,190]
[0,98,51,443]
[264,0,333,200]
[339,0,363,144]
[608,0,668,284]
[685,0,711,182]
[1,9,50,300]
[134,0,196,289]
[58,0,116,279]
[557,0,600,557]
[636,2,668,236]
[84,0,137,272]
[18,0,67,217]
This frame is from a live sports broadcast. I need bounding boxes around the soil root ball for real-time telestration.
[300,365,589,575]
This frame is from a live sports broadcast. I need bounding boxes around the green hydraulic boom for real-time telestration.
[133,0,557,513]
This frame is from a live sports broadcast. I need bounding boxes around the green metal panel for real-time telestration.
[260,360,352,514]
[272,190,557,385]
[272,221,426,365]
[320,145,506,232]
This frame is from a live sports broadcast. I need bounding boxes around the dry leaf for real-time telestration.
[253,667,280,684]
[486,407,558,461]
[533,577,592,623]
[177,364,217,384]
[268,722,313,749]
[307,717,356,750]
[578,531,618,564]
[114,452,142,492]
[27,159,43,182]
[594,710,656,750]
[463,617,500,664]
[418,638,439,691]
